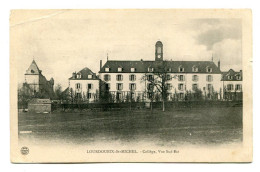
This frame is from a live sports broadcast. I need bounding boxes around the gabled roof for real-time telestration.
[25,60,42,75]
[99,60,221,74]
[28,98,51,104]
[222,69,243,81]
[69,67,99,80]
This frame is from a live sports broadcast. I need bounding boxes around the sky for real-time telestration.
[10,10,242,90]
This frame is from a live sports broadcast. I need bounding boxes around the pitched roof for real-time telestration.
[25,60,42,75]
[28,98,51,104]
[69,67,99,80]
[99,60,221,74]
[222,69,243,81]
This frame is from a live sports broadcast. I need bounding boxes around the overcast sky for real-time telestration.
[11,10,242,89]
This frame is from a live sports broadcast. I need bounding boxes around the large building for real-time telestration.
[23,60,55,98]
[68,67,100,102]
[99,41,224,102]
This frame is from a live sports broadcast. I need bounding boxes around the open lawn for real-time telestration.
[18,107,242,147]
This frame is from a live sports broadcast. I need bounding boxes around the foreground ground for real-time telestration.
[18,106,242,147]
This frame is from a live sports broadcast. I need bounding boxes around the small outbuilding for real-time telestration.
[28,99,52,113]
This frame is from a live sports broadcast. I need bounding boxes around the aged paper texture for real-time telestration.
[10,9,252,163]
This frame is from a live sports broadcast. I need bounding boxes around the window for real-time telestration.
[31,69,35,73]
[207,84,213,91]
[129,83,136,91]
[167,83,172,90]
[105,83,110,90]
[192,66,198,72]
[116,83,123,90]
[179,66,184,72]
[178,84,184,91]
[227,84,233,91]
[166,74,171,81]
[105,67,110,72]
[131,68,135,72]
[235,84,242,91]
[76,83,81,89]
[129,74,136,81]
[148,83,153,91]
[87,84,92,89]
[88,75,92,79]
[147,75,154,81]
[206,67,212,73]
[228,76,233,80]
[148,67,154,72]
[167,68,172,72]
[206,75,213,82]
[77,74,81,79]
[118,67,123,72]
[87,93,92,99]
[116,74,123,81]
[104,74,111,81]
[192,75,198,82]
[76,93,81,98]
[179,93,184,99]
[236,75,241,80]
[192,84,198,91]
[178,75,185,81]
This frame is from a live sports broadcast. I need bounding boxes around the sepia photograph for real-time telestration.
[10,9,252,163]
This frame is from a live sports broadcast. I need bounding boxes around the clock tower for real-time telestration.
[155,41,163,61]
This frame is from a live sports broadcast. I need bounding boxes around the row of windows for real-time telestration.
[104,74,214,82]
[76,83,93,89]
[227,84,242,91]
[227,75,242,80]
[105,66,213,73]
[112,83,212,91]
[76,74,93,79]
[115,83,136,91]
[76,93,93,99]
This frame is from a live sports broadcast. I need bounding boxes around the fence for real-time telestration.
[51,100,242,112]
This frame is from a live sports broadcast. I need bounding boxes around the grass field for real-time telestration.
[18,106,242,147]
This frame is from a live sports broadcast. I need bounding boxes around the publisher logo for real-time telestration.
[20,147,29,155]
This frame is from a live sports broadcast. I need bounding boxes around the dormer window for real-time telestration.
[236,75,241,80]
[192,66,198,72]
[77,74,81,79]
[131,68,135,72]
[105,67,110,72]
[206,66,212,73]
[228,75,233,80]
[88,75,92,79]
[148,67,154,72]
[167,68,172,72]
[118,67,123,72]
[179,66,184,72]
[31,69,35,73]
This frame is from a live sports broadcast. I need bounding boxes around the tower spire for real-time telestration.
[211,53,213,62]
[107,53,109,61]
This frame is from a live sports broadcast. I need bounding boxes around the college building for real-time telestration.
[68,41,243,103]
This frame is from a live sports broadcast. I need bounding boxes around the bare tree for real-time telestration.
[142,61,178,112]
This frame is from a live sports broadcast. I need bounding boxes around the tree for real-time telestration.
[54,84,63,100]
[141,61,178,112]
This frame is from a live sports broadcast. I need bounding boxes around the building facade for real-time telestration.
[99,41,224,102]
[23,60,55,98]
[68,67,100,102]
[222,69,243,100]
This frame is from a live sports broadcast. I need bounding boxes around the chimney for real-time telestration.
[100,60,102,70]
[218,60,220,70]
[72,72,76,79]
